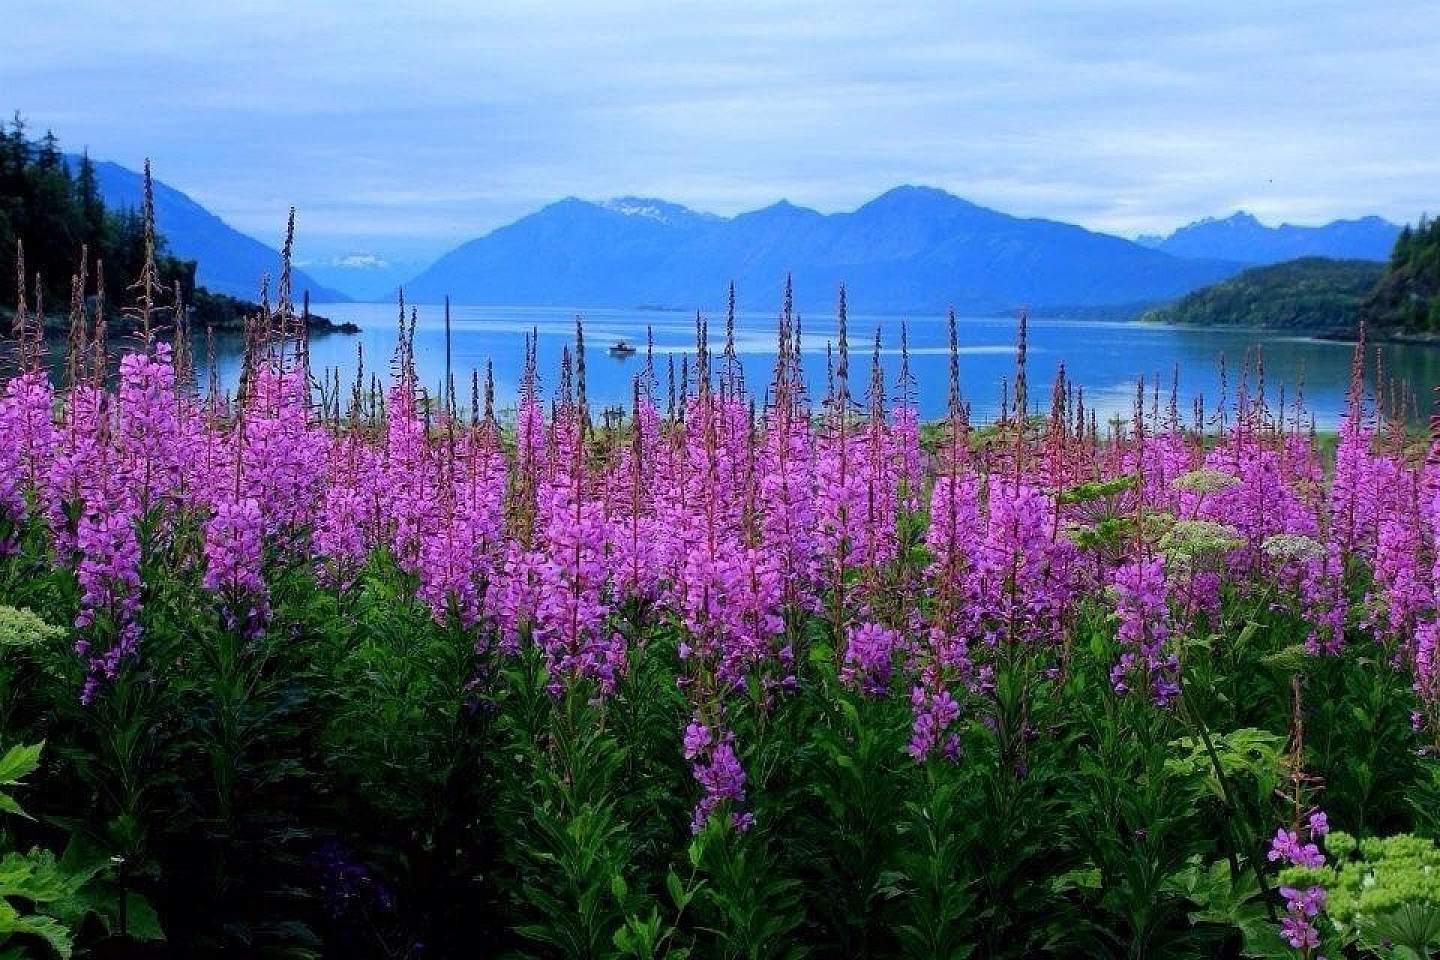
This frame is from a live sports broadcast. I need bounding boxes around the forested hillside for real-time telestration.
[1138,257,1383,330]
[1360,215,1440,333]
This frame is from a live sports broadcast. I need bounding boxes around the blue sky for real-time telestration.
[6,0,1437,284]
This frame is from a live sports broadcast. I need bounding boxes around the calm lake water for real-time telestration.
[206,302,1438,429]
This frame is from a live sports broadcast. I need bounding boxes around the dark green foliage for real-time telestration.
[1,514,1439,957]
[0,116,352,341]
[0,739,164,958]
[1359,214,1440,334]
[691,820,807,960]
[1139,257,1384,331]
[799,693,909,955]
[1141,216,1440,337]
[0,114,191,322]
[889,777,977,960]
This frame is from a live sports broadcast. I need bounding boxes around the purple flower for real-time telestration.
[688,730,751,834]
[683,722,711,760]
[1269,828,1326,869]
[203,496,270,636]
[1280,914,1320,950]
[1281,885,1327,918]
[907,684,961,760]
[842,622,899,696]
[1109,556,1177,706]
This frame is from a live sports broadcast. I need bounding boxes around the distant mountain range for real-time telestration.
[300,252,431,304]
[404,186,1257,313]
[1136,211,1399,264]
[68,155,348,302]
[59,155,1406,313]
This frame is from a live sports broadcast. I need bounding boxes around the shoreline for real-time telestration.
[19,309,360,340]
[1313,329,1440,347]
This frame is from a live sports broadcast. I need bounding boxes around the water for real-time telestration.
[206,302,1438,428]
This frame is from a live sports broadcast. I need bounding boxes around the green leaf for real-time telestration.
[0,743,42,787]
[1236,917,1295,959]
[1052,867,1102,893]
[0,793,30,821]
[0,900,73,959]
[665,869,688,909]
[1260,644,1313,671]
[116,892,165,942]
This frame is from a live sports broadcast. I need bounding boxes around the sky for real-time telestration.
[5,0,1438,290]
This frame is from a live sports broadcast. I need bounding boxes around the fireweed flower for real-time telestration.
[1194,438,1320,579]
[1331,408,1381,557]
[0,409,28,550]
[417,434,506,632]
[312,436,378,590]
[1280,885,1327,917]
[1278,883,1328,953]
[907,682,961,761]
[675,491,780,688]
[1278,912,1321,951]
[116,344,189,515]
[1268,827,1325,869]
[815,427,868,571]
[1160,519,1244,624]
[1131,432,1199,508]
[528,421,624,695]
[1373,495,1430,640]
[1415,621,1439,741]
[606,393,665,604]
[231,363,330,547]
[380,382,436,572]
[890,402,923,511]
[57,382,146,704]
[842,621,899,695]
[43,385,111,560]
[74,486,143,703]
[203,495,270,637]
[0,369,56,544]
[1109,556,1178,706]
[978,478,1074,647]
[757,402,819,604]
[686,726,753,833]
[682,721,711,759]
[8,302,1440,840]
[1262,534,1348,655]
[905,468,983,762]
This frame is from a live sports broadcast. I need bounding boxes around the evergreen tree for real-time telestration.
[1,112,194,319]
[76,151,106,253]
[1360,212,1440,333]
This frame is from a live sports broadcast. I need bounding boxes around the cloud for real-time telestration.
[330,253,391,271]
[4,0,1436,264]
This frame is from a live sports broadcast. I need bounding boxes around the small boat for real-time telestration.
[608,340,637,357]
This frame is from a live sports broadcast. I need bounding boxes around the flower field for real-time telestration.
[1,267,1439,958]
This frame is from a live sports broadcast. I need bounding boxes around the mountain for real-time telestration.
[403,186,1243,313]
[67,154,348,302]
[1139,257,1384,331]
[1137,212,1399,264]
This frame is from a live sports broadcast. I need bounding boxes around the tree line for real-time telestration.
[0,112,199,317]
